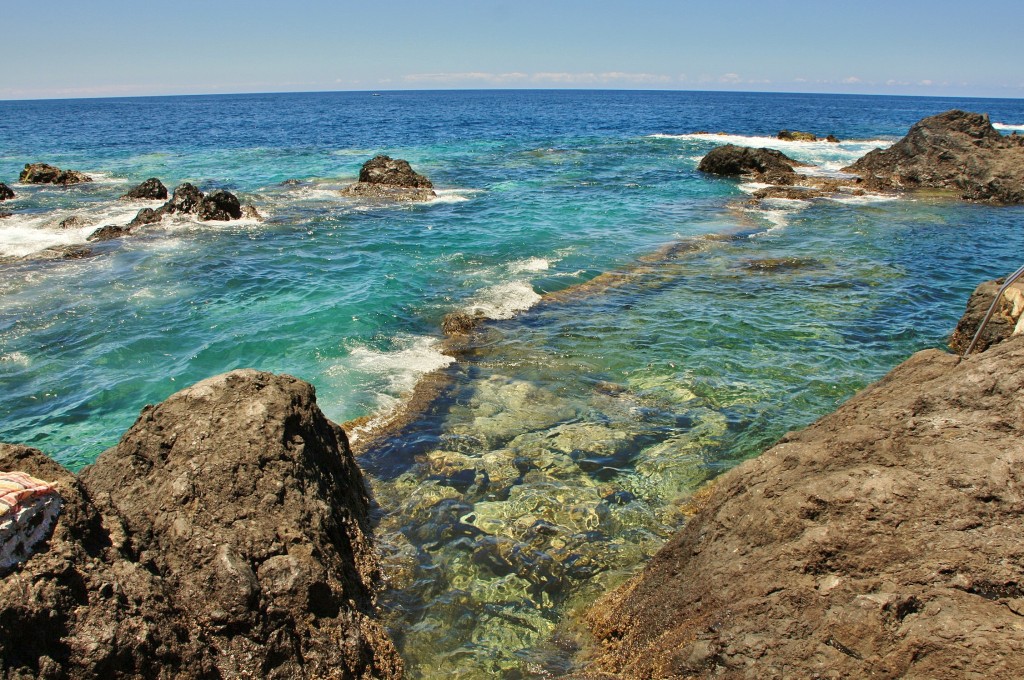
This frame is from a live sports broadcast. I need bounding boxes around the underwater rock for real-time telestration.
[19,163,92,185]
[948,276,1024,354]
[120,177,168,201]
[697,144,799,183]
[740,256,823,272]
[0,183,14,200]
[341,155,437,201]
[844,109,1024,203]
[582,310,1024,677]
[0,370,403,679]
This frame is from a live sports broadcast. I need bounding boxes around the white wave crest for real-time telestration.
[342,335,455,398]
[0,204,149,258]
[507,257,550,273]
[465,281,542,320]
[994,122,1024,132]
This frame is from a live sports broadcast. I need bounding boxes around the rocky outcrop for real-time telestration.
[127,207,162,228]
[341,155,437,201]
[58,215,87,230]
[161,182,205,215]
[19,163,92,186]
[86,225,131,242]
[948,276,1024,354]
[0,183,14,200]
[697,145,800,183]
[0,370,403,679]
[580,296,1024,677]
[197,190,242,221]
[120,178,168,201]
[844,109,1024,203]
[777,130,840,143]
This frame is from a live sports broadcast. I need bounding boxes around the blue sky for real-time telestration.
[2,0,1021,100]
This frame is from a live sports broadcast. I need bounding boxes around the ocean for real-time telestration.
[2,89,1024,677]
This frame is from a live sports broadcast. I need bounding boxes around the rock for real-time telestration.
[128,207,162,228]
[825,134,841,143]
[0,183,14,200]
[120,177,168,201]
[0,370,403,679]
[844,109,1024,203]
[949,277,1024,354]
[697,145,799,182]
[58,215,87,229]
[87,225,131,242]
[341,155,437,201]
[777,129,817,141]
[358,155,433,188]
[442,310,487,336]
[197,190,242,221]
[750,185,826,200]
[0,212,11,219]
[18,163,92,185]
[31,245,94,260]
[162,182,205,215]
[582,331,1024,678]
[241,204,262,220]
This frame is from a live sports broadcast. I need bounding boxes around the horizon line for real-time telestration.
[3,86,1024,105]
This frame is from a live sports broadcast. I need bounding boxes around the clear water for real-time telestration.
[2,90,1024,677]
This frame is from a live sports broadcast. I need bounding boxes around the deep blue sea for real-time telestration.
[2,90,1024,677]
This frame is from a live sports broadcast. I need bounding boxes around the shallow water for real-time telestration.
[2,90,1024,677]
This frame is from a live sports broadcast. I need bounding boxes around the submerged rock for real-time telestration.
[0,370,403,679]
[442,310,488,336]
[844,109,1024,203]
[697,144,799,183]
[341,155,437,201]
[120,177,168,200]
[582,291,1024,677]
[0,183,14,200]
[19,162,92,185]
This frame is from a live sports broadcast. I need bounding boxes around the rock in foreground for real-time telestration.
[341,155,437,201]
[19,163,92,185]
[0,370,403,679]
[582,321,1024,677]
[844,109,1024,203]
[0,183,14,200]
[948,276,1024,354]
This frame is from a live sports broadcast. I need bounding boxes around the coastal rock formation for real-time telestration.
[197,190,242,221]
[128,207,162,228]
[341,155,437,201]
[19,163,92,186]
[0,183,14,200]
[58,215,87,230]
[0,370,403,679]
[120,177,168,201]
[777,130,840,143]
[580,310,1024,677]
[697,145,799,183]
[844,109,1024,203]
[162,182,205,215]
[86,225,131,242]
[948,276,1024,354]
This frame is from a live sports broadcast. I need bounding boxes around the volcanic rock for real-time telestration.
[86,225,131,242]
[58,215,87,230]
[582,301,1024,677]
[697,145,799,183]
[777,129,817,141]
[0,183,14,200]
[120,177,168,201]
[0,370,403,679]
[442,310,487,336]
[341,155,437,201]
[197,190,242,221]
[127,207,162,228]
[948,276,1024,354]
[161,182,204,215]
[844,109,1024,203]
[19,163,92,185]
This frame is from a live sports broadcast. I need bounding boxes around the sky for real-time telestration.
[2,0,1022,101]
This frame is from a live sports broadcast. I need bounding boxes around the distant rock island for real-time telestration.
[341,155,437,202]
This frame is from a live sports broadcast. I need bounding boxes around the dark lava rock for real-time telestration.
[197,190,242,221]
[128,207,162,228]
[0,183,14,200]
[29,245,95,261]
[358,154,433,188]
[87,225,131,242]
[0,370,403,679]
[583,319,1024,677]
[844,109,1024,203]
[58,215,88,230]
[697,144,799,182]
[241,204,262,220]
[341,155,437,201]
[948,277,1024,354]
[162,182,205,215]
[825,134,841,143]
[120,177,168,201]
[778,129,817,141]
[19,163,93,185]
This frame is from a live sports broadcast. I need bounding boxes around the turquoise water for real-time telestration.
[2,90,1024,676]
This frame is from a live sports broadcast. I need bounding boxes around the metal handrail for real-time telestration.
[963,263,1024,355]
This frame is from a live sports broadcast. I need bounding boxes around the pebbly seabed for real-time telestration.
[2,90,1024,678]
